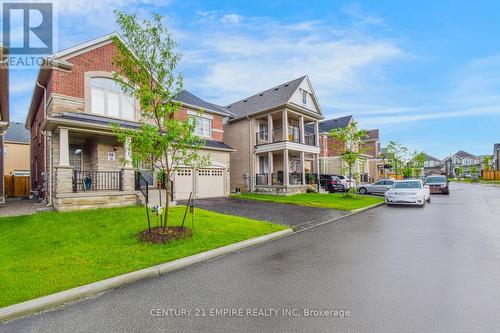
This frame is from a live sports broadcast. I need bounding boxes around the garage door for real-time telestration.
[196,168,225,199]
[174,168,194,200]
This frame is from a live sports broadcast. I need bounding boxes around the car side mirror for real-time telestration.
[425,185,430,189]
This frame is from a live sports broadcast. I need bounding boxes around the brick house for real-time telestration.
[25,33,233,211]
[318,115,374,182]
[0,44,9,205]
[224,76,323,195]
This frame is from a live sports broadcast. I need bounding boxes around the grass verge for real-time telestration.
[233,192,384,210]
[0,206,286,308]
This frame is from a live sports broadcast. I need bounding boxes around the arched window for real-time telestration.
[90,77,135,120]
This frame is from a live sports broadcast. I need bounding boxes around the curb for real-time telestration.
[0,228,293,323]
[292,201,386,232]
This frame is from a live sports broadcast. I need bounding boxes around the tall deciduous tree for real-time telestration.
[111,11,207,229]
[329,121,368,196]
[386,141,408,178]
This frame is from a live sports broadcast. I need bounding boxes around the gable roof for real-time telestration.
[4,122,30,143]
[174,90,234,117]
[318,115,353,133]
[226,76,322,119]
[454,150,477,158]
[364,129,380,141]
[420,153,441,162]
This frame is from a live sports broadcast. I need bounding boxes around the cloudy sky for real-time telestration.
[4,0,500,158]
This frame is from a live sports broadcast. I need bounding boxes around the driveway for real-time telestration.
[3,183,500,332]
[179,196,350,229]
[0,198,40,217]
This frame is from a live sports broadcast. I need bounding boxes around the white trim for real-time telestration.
[187,110,213,120]
[255,141,320,154]
[52,32,125,61]
[178,101,234,118]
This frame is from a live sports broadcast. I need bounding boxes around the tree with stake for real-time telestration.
[328,121,368,197]
[111,11,207,239]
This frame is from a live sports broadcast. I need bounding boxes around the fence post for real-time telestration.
[119,170,124,191]
[72,170,77,193]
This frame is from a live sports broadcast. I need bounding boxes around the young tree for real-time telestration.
[407,151,425,178]
[329,121,368,196]
[111,11,207,230]
[386,141,408,178]
[455,166,464,180]
[483,155,491,172]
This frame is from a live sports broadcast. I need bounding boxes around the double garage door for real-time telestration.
[174,168,226,200]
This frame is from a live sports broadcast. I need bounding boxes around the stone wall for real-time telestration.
[254,185,308,196]
[53,192,138,212]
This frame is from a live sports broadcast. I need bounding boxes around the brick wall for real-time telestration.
[177,106,225,142]
[0,136,4,202]
[30,98,46,191]
[319,134,346,157]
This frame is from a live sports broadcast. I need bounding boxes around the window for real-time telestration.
[259,156,269,174]
[69,144,83,172]
[107,152,116,161]
[374,180,384,185]
[302,90,307,104]
[190,116,212,138]
[90,77,135,120]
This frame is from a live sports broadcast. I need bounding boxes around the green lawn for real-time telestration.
[0,206,286,308]
[233,192,384,210]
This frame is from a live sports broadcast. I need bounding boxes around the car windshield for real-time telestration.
[393,181,422,189]
[426,176,447,183]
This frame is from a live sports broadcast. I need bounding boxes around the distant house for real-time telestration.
[361,129,385,181]
[3,122,30,176]
[420,153,443,175]
[0,44,8,204]
[443,150,481,177]
[494,144,500,171]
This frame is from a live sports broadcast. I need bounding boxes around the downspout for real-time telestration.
[246,115,253,192]
[36,81,51,206]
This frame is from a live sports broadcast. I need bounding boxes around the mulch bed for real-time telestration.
[138,226,192,244]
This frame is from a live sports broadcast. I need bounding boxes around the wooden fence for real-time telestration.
[3,176,30,198]
[483,170,500,181]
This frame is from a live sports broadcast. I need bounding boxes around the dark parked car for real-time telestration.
[319,174,344,193]
[424,175,450,194]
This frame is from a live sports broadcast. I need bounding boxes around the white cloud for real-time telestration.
[221,14,242,24]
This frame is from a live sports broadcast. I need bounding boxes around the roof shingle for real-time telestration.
[4,122,30,143]
[318,115,353,133]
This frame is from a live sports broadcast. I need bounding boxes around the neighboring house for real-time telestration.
[0,44,9,204]
[3,122,30,176]
[224,75,323,195]
[420,153,443,175]
[361,129,384,182]
[443,150,481,177]
[25,33,234,211]
[317,115,371,182]
[494,144,500,170]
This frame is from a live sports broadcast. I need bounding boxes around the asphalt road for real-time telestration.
[2,183,500,332]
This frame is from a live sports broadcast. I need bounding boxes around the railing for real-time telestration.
[304,132,316,146]
[272,173,284,185]
[255,173,268,186]
[255,126,317,146]
[289,173,303,185]
[135,171,149,203]
[73,170,123,192]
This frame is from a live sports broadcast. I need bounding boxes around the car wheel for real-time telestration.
[426,196,431,203]
[359,187,367,194]
[339,185,345,192]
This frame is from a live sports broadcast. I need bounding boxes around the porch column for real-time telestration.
[267,113,273,143]
[267,151,273,185]
[299,115,305,144]
[59,128,70,166]
[124,137,132,168]
[314,121,320,146]
[300,151,306,185]
[283,148,289,186]
[282,110,288,141]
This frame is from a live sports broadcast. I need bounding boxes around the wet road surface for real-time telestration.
[2,183,500,332]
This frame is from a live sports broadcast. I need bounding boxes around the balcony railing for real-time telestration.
[255,126,317,146]
[255,173,268,186]
[73,170,123,192]
[289,173,303,185]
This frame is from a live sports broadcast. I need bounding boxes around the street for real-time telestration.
[2,183,500,332]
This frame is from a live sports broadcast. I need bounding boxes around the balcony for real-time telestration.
[256,126,316,147]
[73,170,123,192]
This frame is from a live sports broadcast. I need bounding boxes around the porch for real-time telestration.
[253,149,319,195]
[52,127,138,211]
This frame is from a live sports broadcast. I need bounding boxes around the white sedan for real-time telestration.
[384,179,431,207]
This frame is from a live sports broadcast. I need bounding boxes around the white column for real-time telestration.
[267,113,273,143]
[300,151,306,185]
[282,110,288,141]
[314,121,320,146]
[59,128,70,166]
[124,137,132,168]
[299,115,305,144]
[267,151,273,185]
[283,149,289,186]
